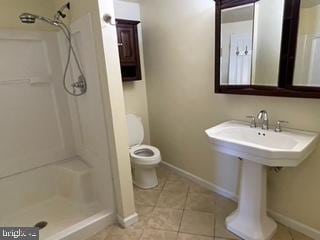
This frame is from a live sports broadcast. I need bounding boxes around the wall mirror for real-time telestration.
[215,0,320,98]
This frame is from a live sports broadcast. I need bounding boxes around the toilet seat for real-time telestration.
[130,145,161,165]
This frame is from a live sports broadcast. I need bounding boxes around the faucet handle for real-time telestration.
[246,115,256,128]
[275,120,288,132]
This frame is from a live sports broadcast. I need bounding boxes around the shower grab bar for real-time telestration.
[0,76,51,85]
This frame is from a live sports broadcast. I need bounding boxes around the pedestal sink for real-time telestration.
[205,121,319,240]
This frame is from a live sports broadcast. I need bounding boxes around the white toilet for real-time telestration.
[126,114,161,189]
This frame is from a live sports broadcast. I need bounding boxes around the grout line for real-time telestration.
[138,229,144,240]
[177,183,190,234]
[137,167,225,239]
[289,228,295,240]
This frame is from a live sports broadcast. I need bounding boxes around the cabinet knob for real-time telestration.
[118,43,123,47]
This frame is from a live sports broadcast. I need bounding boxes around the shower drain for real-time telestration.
[34,221,48,230]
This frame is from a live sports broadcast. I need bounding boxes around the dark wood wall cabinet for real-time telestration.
[116,19,142,82]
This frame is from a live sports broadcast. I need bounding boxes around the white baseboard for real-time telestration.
[268,210,320,240]
[161,161,238,201]
[161,161,320,240]
[117,212,139,228]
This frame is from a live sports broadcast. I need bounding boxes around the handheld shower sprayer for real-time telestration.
[19,3,87,97]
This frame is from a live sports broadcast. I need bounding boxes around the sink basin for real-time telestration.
[205,120,318,167]
[205,120,319,240]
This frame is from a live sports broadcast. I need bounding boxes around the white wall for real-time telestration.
[97,0,137,220]
[140,0,320,232]
[114,0,150,144]
[0,0,57,31]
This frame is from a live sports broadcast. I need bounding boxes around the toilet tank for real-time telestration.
[126,114,144,147]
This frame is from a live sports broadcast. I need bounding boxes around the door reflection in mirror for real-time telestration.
[220,4,254,85]
[220,0,285,87]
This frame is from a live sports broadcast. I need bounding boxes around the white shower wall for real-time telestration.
[0,13,114,229]
[62,14,115,209]
[0,29,76,178]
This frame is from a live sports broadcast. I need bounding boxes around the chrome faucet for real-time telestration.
[257,110,269,130]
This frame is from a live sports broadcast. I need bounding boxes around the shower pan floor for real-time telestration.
[0,196,101,239]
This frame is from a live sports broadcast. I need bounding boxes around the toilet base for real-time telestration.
[133,165,158,189]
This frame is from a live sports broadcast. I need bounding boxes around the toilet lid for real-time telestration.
[126,114,144,147]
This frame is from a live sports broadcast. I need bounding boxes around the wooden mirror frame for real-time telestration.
[215,0,320,98]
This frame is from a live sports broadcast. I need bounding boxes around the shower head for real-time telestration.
[19,13,37,24]
[18,3,86,97]
[19,3,70,26]
[19,13,59,26]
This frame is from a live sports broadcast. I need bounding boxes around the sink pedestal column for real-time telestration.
[226,160,277,240]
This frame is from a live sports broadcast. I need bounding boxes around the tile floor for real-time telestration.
[88,165,313,240]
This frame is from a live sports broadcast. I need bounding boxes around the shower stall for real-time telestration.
[0,1,115,239]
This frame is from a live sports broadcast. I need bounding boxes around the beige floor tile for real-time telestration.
[157,166,172,179]
[140,229,178,240]
[214,195,237,218]
[214,215,240,239]
[132,205,155,229]
[185,192,215,213]
[104,224,143,240]
[91,177,312,240]
[189,182,216,196]
[130,169,310,240]
[135,205,154,217]
[168,172,184,181]
[130,217,148,230]
[163,180,190,194]
[180,210,214,237]
[214,206,235,220]
[156,191,188,209]
[291,230,313,240]
[271,224,292,240]
[153,176,167,190]
[168,173,191,183]
[178,233,214,240]
[86,227,112,240]
[147,207,183,231]
[134,189,161,206]
[215,194,237,209]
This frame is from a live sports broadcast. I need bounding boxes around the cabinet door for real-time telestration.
[117,24,137,64]
[116,19,142,81]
